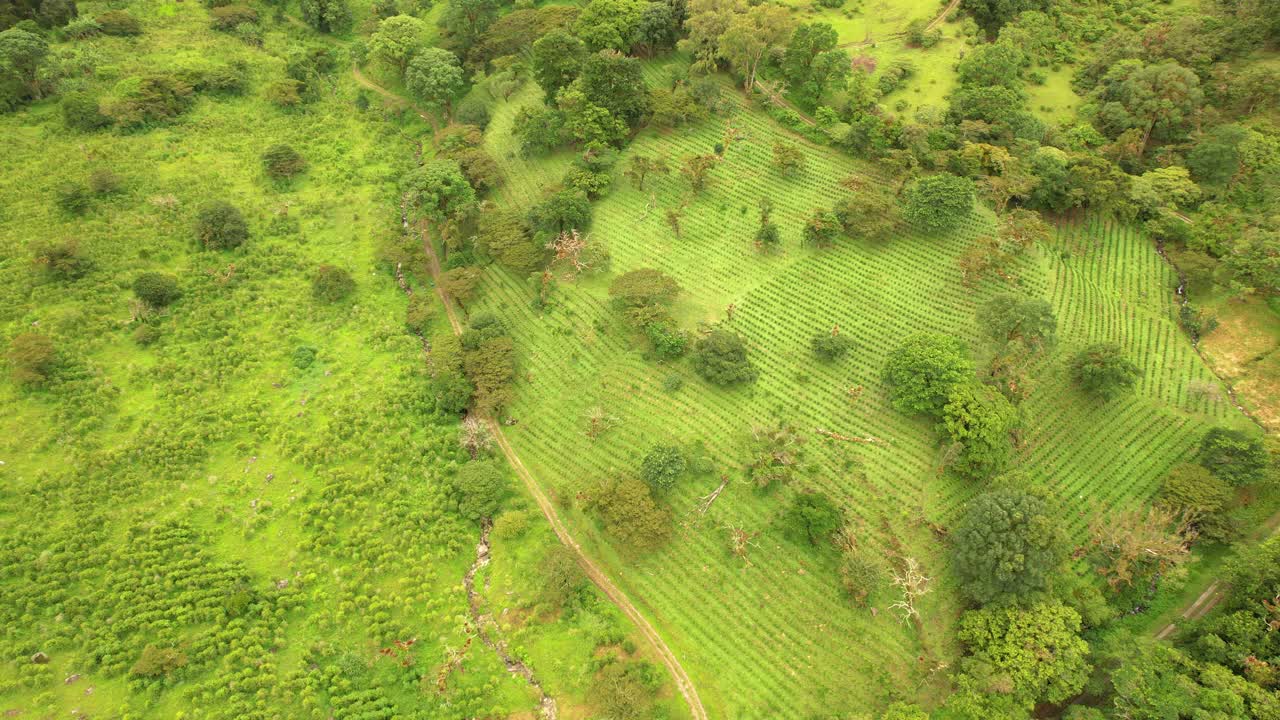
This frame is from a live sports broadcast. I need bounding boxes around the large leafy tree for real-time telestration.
[0,27,48,99]
[955,40,1026,90]
[959,0,1049,35]
[531,30,587,102]
[369,15,426,75]
[1089,59,1203,156]
[939,383,1019,480]
[781,492,842,546]
[883,333,973,415]
[572,0,645,52]
[406,48,465,118]
[1069,342,1141,400]
[956,602,1090,707]
[679,0,743,72]
[952,489,1064,605]
[692,329,757,386]
[1198,427,1269,487]
[582,473,672,552]
[403,159,477,229]
[440,0,499,55]
[718,3,794,90]
[578,49,649,126]
[299,0,351,33]
[781,23,850,105]
[633,1,678,57]
[452,460,510,521]
[903,174,975,234]
[977,294,1056,350]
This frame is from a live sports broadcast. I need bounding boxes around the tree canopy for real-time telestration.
[883,333,974,415]
[952,488,1064,605]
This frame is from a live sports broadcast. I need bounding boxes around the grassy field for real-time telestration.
[0,4,679,718]
[467,72,1248,716]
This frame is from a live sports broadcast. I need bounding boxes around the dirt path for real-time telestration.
[1153,508,1280,639]
[417,221,708,720]
[351,66,435,123]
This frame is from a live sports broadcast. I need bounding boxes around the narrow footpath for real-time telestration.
[415,220,709,720]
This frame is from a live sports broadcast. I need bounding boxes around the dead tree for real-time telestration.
[696,475,731,515]
[458,415,493,459]
[815,428,887,445]
[725,524,759,564]
[583,405,619,440]
[889,557,931,623]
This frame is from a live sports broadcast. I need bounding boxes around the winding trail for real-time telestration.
[417,220,709,720]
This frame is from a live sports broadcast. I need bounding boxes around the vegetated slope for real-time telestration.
[0,6,662,719]
[469,81,1244,716]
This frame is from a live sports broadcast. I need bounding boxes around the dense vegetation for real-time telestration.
[2,0,1279,717]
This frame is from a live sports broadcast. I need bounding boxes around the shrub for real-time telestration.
[644,321,688,360]
[130,646,187,678]
[291,346,317,369]
[811,332,853,362]
[133,272,182,308]
[54,182,91,215]
[639,445,686,493]
[312,265,355,302]
[33,240,90,280]
[7,333,56,385]
[96,10,142,36]
[265,79,304,108]
[261,144,307,180]
[1198,427,1269,487]
[493,509,530,539]
[188,62,249,95]
[455,96,491,130]
[1068,342,1141,400]
[104,74,195,127]
[195,201,249,250]
[692,329,757,386]
[62,92,110,130]
[88,168,121,195]
[538,545,586,609]
[405,293,436,333]
[839,550,882,606]
[781,492,842,546]
[210,5,258,31]
[62,17,101,39]
[452,461,509,521]
[131,324,159,346]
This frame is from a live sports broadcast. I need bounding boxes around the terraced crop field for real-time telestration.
[463,81,1248,717]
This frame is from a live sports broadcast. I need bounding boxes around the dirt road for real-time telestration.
[416,226,708,720]
[1154,508,1280,639]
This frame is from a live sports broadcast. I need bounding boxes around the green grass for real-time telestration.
[466,74,1248,716]
[0,4,666,718]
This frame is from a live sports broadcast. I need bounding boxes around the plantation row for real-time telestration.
[464,59,1249,711]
